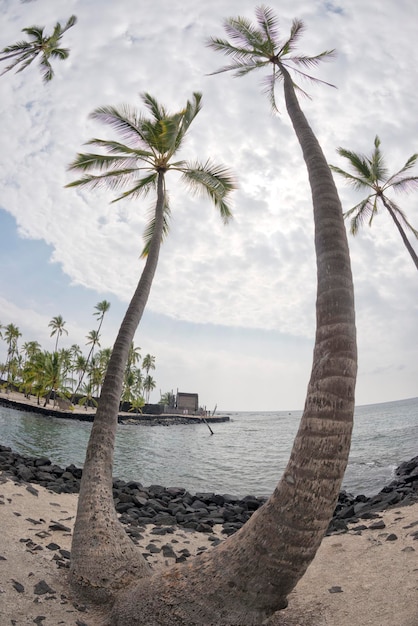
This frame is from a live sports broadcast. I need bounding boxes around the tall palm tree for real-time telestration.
[48,315,68,352]
[142,353,155,376]
[71,301,110,401]
[0,15,77,83]
[3,323,22,386]
[67,92,236,597]
[106,10,357,624]
[93,299,111,333]
[142,373,156,403]
[330,136,418,270]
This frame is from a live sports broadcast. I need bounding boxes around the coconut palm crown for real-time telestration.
[0,15,77,83]
[207,5,336,110]
[330,136,418,270]
[67,92,234,255]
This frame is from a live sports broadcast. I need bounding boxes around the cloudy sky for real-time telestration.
[0,0,416,411]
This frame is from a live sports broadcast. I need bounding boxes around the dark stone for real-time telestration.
[12,580,25,593]
[162,544,177,558]
[33,580,56,595]
[49,521,71,532]
[368,519,386,530]
[145,543,161,554]
[386,533,398,541]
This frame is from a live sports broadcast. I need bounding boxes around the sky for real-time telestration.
[0,0,417,411]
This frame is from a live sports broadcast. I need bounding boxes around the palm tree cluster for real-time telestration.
[0,301,157,409]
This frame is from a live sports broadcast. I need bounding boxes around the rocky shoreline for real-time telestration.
[1,445,417,540]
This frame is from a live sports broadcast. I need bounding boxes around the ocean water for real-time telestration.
[0,397,416,498]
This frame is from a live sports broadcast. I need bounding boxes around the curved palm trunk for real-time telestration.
[381,197,418,270]
[69,172,166,600]
[108,71,357,625]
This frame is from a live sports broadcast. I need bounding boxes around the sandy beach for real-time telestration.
[1,475,417,626]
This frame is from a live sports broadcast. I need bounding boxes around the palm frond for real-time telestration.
[261,69,282,112]
[389,175,418,194]
[14,54,37,74]
[334,147,373,181]
[181,159,236,223]
[343,197,375,234]
[50,47,70,60]
[21,25,44,41]
[141,92,169,122]
[256,5,280,45]
[141,195,171,257]
[86,138,153,160]
[0,41,33,55]
[39,56,53,82]
[223,16,266,50]
[110,172,158,203]
[62,15,78,32]
[282,61,336,89]
[90,105,149,148]
[385,153,418,188]
[330,163,372,192]
[0,51,35,75]
[287,50,337,69]
[384,198,418,238]
[177,92,202,141]
[65,168,150,193]
[369,136,388,183]
[67,151,144,173]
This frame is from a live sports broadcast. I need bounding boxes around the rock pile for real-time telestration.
[1,445,417,537]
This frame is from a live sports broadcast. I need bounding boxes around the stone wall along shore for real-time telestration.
[1,445,417,541]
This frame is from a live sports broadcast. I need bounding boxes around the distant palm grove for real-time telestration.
[0,300,158,411]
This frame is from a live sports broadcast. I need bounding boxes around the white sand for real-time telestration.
[1,476,417,625]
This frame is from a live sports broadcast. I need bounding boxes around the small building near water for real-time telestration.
[176,392,199,414]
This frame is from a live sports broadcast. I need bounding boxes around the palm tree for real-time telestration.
[93,300,111,333]
[142,373,156,403]
[0,15,77,83]
[78,381,98,411]
[3,323,22,387]
[71,301,109,401]
[330,136,418,270]
[67,92,236,597]
[104,11,357,624]
[142,353,155,375]
[48,315,68,352]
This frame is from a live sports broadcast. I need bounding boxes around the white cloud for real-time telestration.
[0,0,417,409]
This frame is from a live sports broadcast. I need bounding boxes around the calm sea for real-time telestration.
[0,397,416,498]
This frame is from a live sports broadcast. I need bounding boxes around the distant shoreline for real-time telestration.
[0,390,229,425]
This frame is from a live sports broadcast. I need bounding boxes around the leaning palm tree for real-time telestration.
[93,299,111,334]
[66,92,235,598]
[71,301,110,402]
[0,15,77,83]
[103,10,357,625]
[330,136,418,270]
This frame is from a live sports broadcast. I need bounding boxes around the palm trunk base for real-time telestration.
[69,502,152,604]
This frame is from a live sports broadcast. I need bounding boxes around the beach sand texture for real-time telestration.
[0,476,417,625]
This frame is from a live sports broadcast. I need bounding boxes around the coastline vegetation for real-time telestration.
[0,302,157,410]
